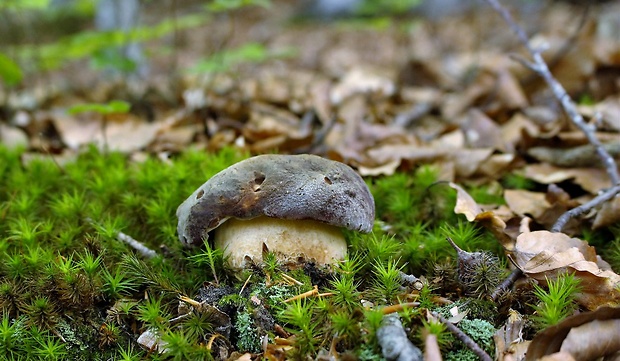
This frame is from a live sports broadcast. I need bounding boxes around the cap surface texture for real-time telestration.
[177,154,375,246]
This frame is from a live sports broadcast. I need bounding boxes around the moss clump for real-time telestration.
[0,144,514,359]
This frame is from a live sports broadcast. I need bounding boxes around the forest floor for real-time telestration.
[1,1,620,360]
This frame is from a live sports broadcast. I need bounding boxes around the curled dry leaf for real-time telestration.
[449,182,482,222]
[561,319,620,360]
[504,189,550,220]
[524,163,611,194]
[494,309,529,361]
[509,230,620,310]
[526,306,620,361]
[449,182,515,250]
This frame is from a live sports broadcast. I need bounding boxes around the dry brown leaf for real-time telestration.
[431,129,465,149]
[526,307,620,361]
[477,153,516,179]
[449,182,482,222]
[560,319,620,360]
[500,113,540,152]
[462,109,505,150]
[308,77,333,125]
[524,163,612,194]
[54,112,162,152]
[592,196,620,229]
[538,352,576,361]
[449,182,515,249]
[509,231,620,310]
[589,96,620,132]
[441,70,496,120]
[496,67,528,110]
[357,160,401,177]
[494,309,528,361]
[329,66,396,105]
[452,148,494,177]
[367,145,447,166]
[504,189,550,220]
[527,143,620,168]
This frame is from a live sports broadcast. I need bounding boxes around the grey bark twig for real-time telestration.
[377,313,423,361]
[86,217,158,259]
[483,0,620,232]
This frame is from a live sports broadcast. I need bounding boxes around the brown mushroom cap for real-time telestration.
[176,154,375,247]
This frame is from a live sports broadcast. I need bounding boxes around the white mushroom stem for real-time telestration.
[214,216,347,269]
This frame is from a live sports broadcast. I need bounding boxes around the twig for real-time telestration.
[281,273,304,286]
[552,183,620,232]
[491,268,523,301]
[381,302,421,315]
[483,0,620,232]
[86,217,157,259]
[424,333,443,361]
[431,312,492,361]
[239,274,252,296]
[283,285,318,303]
[116,230,158,259]
[377,313,423,361]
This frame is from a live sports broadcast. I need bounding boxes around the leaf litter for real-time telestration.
[2,0,620,360]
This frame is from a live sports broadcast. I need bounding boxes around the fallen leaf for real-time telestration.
[526,306,620,361]
[357,159,401,177]
[330,66,396,105]
[504,189,550,220]
[509,231,620,310]
[560,319,620,360]
[462,108,506,150]
[494,309,528,361]
[524,163,612,194]
[495,67,528,110]
[449,182,482,221]
[592,196,620,230]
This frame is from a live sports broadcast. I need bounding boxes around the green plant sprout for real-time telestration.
[531,273,581,330]
[0,52,23,88]
[189,42,297,75]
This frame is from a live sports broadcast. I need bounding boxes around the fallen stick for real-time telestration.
[377,313,423,361]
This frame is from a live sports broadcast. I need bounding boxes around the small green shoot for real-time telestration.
[531,273,581,330]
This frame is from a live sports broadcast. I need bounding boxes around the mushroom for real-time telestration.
[176,154,375,268]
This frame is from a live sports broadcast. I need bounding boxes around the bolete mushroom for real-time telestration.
[176,154,375,268]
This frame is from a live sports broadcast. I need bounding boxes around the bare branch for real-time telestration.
[491,268,523,301]
[483,0,620,232]
[86,217,158,259]
[552,183,620,232]
[377,313,423,361]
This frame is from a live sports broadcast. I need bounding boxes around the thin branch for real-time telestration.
[431,312,493,361]
[552,183,620,232]
[483,0,620,232]
[377,313,423,361]
[491,268,523,301]
[86,217,158,259]
[116,230,158,259]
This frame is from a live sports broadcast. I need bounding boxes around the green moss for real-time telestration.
[0,144,525,359]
